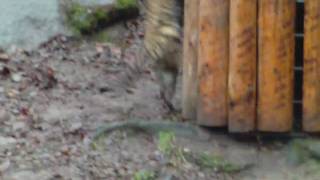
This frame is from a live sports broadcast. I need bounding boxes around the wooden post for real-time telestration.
[182,0,199,120]
[228,0,257,132]
[258,0,295,132]
[197,0,229,126]
[303,0,320,132]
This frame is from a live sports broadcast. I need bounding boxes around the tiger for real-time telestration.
[142,0,184,111]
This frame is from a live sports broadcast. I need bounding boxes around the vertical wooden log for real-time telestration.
[197,0,229,126]
[228,0,257,132]
[258,0,295,132]
[182,0,199,120]
[303,0,320,132]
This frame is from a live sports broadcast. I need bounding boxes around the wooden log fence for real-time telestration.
[197,0,229,126]
[258,0,295,132]
[182,0,320,133]
[229,0,257,132]
[303,0,320,132]
[182,0,199,120]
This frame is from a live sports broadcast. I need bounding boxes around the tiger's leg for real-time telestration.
[154,60,178,111]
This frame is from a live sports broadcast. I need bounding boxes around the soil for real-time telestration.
[0,18,318,180]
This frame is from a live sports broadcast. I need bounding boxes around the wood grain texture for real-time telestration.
[258,0,295,132]
[228,0,257,132]
[182,0,199,120]
[197,0,229,126]
[303,0,320,132]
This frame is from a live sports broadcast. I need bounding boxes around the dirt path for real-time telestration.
[0,19,318,180]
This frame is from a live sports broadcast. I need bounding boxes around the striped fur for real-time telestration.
[143,0,184,110]
[143,0,183,64]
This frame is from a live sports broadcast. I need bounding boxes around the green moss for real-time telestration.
[95,7,108,20]
[66,3,109,35]
[65,1,138,36]
[115,0,137,9]
[66,3,93,34]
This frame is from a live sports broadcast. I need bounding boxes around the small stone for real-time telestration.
[153,151,162,161]
[198,172,205,178]
[96,45,104,54]
[55,152,62,157]
[121,151,129,158]
[11,73,22,82]
[17,163,28,169]
[149,160,157,167]
[12,122,27,131]
[183,148,191,153]
[105,168,114,175]
[7,89,19,98]
[70,122,82,132]
[0,136,17,146]
[82,57,90,63]
[60,145,70,156]
[5,151,12,157]
[29,91,37,98]
[11,108,20,115]
[110,46,122,59]
[7,170,36,180]
[0,53,10,62]
[0,159,10,172]
[0,109,10,122]
[61,36,67,42]
[183,163,193,170]
[117,168,126,176]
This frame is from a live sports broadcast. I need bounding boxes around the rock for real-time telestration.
[28,91,37,98]
[0,0,67,51]
[0,109,10,122]
[6,89,19,98]
[70,122,82,132]
[62,0,139,35]
[0,0,139,52]
[5,171,35,180]
[198,172,205,178]
[4,170,53,180]
[76,0,115,6]
[110,46,122,59]
[11,73,22,82]
[0,136,17,147]
[12,122,27,131]
[0,53,10,62]
[0,159,11,173]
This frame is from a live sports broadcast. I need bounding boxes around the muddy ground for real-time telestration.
[0,18,319,180]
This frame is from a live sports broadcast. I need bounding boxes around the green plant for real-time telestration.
[157,131,188,166]
[116,0,137,9]
[66,3,108,35]
[158,131,175,156]
[193,152,241,173]
[134,170,155,180]
[66,3,93,34]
